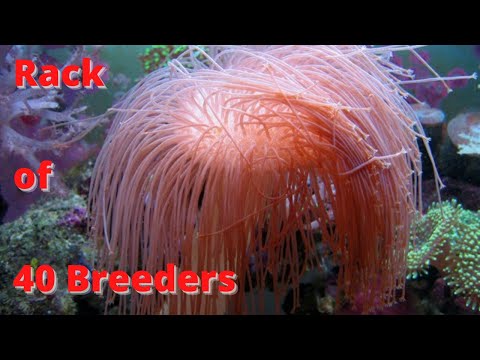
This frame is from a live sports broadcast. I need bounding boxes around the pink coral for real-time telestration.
[415,80,449,108]
[404,49,473,108]
[447,67,469,89]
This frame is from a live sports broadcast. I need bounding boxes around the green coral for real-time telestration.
[0,193,92,315]
[407,199,480,311]
[139,45,207,74]
[407,200,459,279]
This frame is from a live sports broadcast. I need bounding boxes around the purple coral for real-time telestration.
[58,206,87,229]
[404,49,473,108]
[0,45,105,222]
[447,67,469,89]
[415,81,449,108]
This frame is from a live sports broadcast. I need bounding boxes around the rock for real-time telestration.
[422,177,480,211]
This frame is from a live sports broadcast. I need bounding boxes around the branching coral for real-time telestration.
[0,45,104,221]
[407,199,480,311]
[0,46,92,154]
[89,45,459,315]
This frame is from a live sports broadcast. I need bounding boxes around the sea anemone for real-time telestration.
[89,45,449,314]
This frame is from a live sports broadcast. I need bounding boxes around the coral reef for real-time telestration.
[407,199,480,312]
[2,45,478,316]
[0,193,93,314]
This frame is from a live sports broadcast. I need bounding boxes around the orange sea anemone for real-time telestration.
[88,45,444,314]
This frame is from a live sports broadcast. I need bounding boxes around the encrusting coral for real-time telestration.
[0,193,91,314]
[89,45,474,315]
[407,199,480,311]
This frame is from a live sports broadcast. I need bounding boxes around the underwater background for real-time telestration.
[0,45,479,315]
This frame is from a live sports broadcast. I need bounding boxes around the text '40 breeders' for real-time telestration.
[13,264,239,296]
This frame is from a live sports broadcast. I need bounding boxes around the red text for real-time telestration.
[16,58,107,89]
[14,160,54,193]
